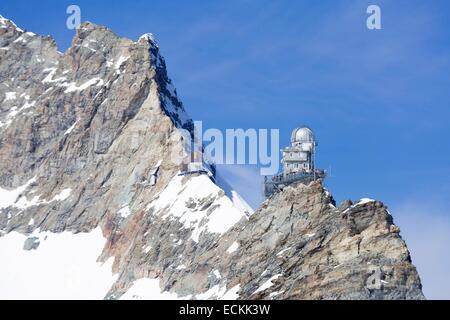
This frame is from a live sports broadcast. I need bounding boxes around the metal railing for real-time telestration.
[265,169,326,186]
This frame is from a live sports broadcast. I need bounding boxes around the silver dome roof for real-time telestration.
[291,127,315,144]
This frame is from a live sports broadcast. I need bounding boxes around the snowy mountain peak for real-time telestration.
[0,14,24,32]
[138,33,158,47]
[0,15,251,299]
[0,17,424,301]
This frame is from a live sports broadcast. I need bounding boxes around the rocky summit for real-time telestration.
[0,15,424,300]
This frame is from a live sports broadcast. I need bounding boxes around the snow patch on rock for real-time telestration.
[64,77,104,93]
[357,198,376,205]
[4,92,16,101]
[0,177,36,209]
[253,274,282,295]
[227,241,239,254]
[64,121,78,135]
[114,55,129,74]
[8,185,72,210]
[146,175,246,242]
[120,278,189,300]
[118,204,132,218]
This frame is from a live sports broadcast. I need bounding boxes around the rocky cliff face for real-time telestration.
[0,15,424,300]
[215,182,424,299]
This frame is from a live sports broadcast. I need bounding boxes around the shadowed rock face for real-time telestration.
[0,15,424,300]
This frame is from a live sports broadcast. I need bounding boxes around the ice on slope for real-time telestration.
[42,68,67,84]
[118,204,132,218]
[4,92,16,101]
[0,227,117,299]
[357,198,375,205]
[0,177,36,209]
[124,173,251,299]
[0,15,7,28]
[276,247,291,256]
[120,278,185,300]
[2,180,72,210]
[213,270,222,279]
[64,121,78,135]
[342,198,376,214]
[0,98,36,128]
[121,277,240,300]
[64,77,104,93]
[41,68,104,93]
[139,33,157,44]
[0,14,24,32]
[195,283,241,300]
[114,55,130,74]
[147,174,246,243]
[253,274,282,295]
[227,241,239,254]
[13,35,27,44]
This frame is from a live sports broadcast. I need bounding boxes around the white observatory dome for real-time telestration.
[291,127,315,144]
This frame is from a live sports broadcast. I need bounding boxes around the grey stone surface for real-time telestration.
[23,236,40,250]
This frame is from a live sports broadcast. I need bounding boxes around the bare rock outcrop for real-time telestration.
[214,181,425,299]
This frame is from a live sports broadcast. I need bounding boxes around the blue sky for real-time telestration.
[1,0,450,299]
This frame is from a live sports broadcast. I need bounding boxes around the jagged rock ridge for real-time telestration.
[0,15,424,300]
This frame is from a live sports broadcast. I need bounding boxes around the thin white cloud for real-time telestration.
[216,164,264,209]
[391,199,450,299]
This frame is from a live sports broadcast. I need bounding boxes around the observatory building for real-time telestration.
[264,127,326,197]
